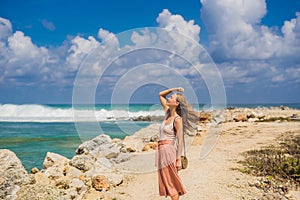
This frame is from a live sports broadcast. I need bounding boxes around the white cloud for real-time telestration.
[65,35,100,72]
[217,58,300,91]
[200,0,300,92]
[1,4,298,103]
[0,17,12,40]
[98,28,119,46]
[89,9,205,87]
[1,9,205,88]
[200,0,300,60]
[131,28,158,46]
[271,65,300,83]
[5,31,50,82]
[157,9,201,42]
[8,31,48,62]
[0,18,12,75]
[127,9,203,70]
[0,10,219,95]
[0,18,60,85]
[41,19,56,31]
[280,12,300,57]
[218,61,269,88]
[97,28,120,57]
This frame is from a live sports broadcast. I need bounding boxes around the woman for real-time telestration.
[157,87,198,200]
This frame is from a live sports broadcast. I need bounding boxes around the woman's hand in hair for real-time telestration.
[177,87,184,93]
[159,87,183,112]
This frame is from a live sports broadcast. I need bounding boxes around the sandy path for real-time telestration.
[98,122,300,200]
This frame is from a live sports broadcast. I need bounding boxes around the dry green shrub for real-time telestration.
[239,134,300,187]
[257,117,291,122]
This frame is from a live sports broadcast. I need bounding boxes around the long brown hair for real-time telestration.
[175,93,199,134]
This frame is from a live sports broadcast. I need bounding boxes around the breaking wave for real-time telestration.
[0,104,164,122]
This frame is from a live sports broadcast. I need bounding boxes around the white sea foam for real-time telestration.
[0,104,164,122]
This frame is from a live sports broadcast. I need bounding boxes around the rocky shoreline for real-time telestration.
[131,105,300,123]
[0,107,299,200]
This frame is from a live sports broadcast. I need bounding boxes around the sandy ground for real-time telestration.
[85,121,300,200]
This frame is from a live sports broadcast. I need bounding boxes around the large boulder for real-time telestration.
[69,154,95,172]
[199,111,211,122]
[233,113,248,122]
[92,175,110,191]
[210,110,226,125]
[76,134,112,156]
[16,184,65,200]
[0,149,29,200]
[43,152,71,182]
[43,152,70,169]
[121,136,144,152]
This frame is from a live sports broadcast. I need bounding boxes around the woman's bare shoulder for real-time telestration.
[174,116,182,123]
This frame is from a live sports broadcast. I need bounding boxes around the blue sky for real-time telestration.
[0,0,300,104]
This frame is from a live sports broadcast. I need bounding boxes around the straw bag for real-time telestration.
[181,155,188,169]
[173,116,188,169]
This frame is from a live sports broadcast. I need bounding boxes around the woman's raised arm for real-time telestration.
[159,87,184,112]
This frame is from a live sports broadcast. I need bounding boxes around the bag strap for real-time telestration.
[173,116,186,157]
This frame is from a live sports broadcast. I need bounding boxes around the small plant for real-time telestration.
[239,134,300,188]
[256,117,291,122]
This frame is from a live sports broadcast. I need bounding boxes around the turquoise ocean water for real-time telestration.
[0,103,299,171]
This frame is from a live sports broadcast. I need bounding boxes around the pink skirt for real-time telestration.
[156,140,186,197]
